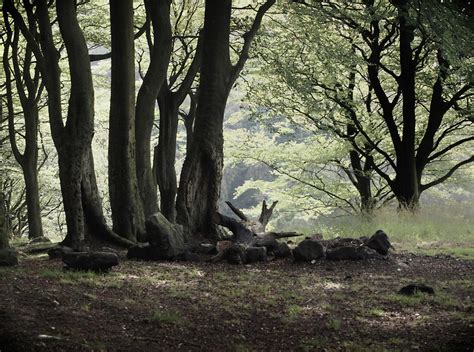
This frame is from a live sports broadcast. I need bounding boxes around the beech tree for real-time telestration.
[108,0,145,241]
[244,0,473,212]
[4,0,133,249]
[176,0,275,239]
[2,9,44,239]
[135,0,172,219]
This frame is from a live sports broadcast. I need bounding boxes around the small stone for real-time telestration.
[0,249,18,266]
[399,284,435,295]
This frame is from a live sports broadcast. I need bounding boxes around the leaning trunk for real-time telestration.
[109,0,145,241]
[176,0,232,240]
[135,0,172,218]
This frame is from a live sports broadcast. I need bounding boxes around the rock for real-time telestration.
[48,246,74,259]
[146,213,188,259]
[217,240,233,253]
[245,246,267,264]
[274,242,291,258]
[194,243,217,255]
[323,237,364,249]
[100,247,119,255]
[226,244,247,265]
[0,249,18,266]
[62,251,119,272]
[366,230,392,255]
[326,245,381,261]
[127,244,165,261]
[293,239,325,262]
[399,284,435,296]
[28,236,51,244]
[253,235,279,254]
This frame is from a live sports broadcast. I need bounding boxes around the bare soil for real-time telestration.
[0,252,473,351]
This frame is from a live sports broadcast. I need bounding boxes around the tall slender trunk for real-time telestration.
[156,88,179,222]
[2,11,44,240]
[109,0,145,241]
[135,0,172,218]
[0,190,10,249]
[176,0,232,239]
[22,160,43,239]
[395,1,419,210]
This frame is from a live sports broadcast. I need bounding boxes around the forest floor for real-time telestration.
[0,248,473,352]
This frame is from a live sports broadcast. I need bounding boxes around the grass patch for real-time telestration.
[367,307,385,317]
[151,309,182,325]
[305,204,473,255]
[327,318,342,330]
[38,269,123,288]
[386,291,462,309]
[421,247,474,260]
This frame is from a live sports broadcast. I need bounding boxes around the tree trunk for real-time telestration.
[0,190,10,249]
[395,1,419,210]
[55,0,95,249]
[22,160,43,239]
[176,0,232,240]
[82,150,136,248]
[2,12,44,240]
[109,0,145,241]
[135,0,172,218]
[156,88,179,222]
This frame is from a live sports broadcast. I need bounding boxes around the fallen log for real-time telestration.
[213,200,297,264]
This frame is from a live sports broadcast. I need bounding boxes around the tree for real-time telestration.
[135,0,172,218]
[154,1,203,223]
[0,188,9,249]
[244,0,473,212]
[176,0,275,239]
[4,0,134,249]
[2,7,44,239]
[109,0,145,241]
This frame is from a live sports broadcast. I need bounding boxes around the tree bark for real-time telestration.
[55,0,95,249]
[0,190,10,249]
[109,0,145,241]
[135,0,172,218]
[176,0,232,240]
[394,1,419,210]
[156,87,179,222]
[2,10,44,240]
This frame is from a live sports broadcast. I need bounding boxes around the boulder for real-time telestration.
[127,244,165,261]
[293,239,325,262]
[194,243,217,255]
[274,242,292,258]
[399,283,434,295]
[226,244,247,265]
[245,246,267,264]
[48,246,74,259]
[217,240,234,253]
[62,251,119,272]
[0,249,18,266]
[146,213,188,259]
[366,230,392,255]
[326,245,381,261]
[253,235,279,254]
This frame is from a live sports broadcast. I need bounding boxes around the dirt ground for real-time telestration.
[0,251,473,351]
